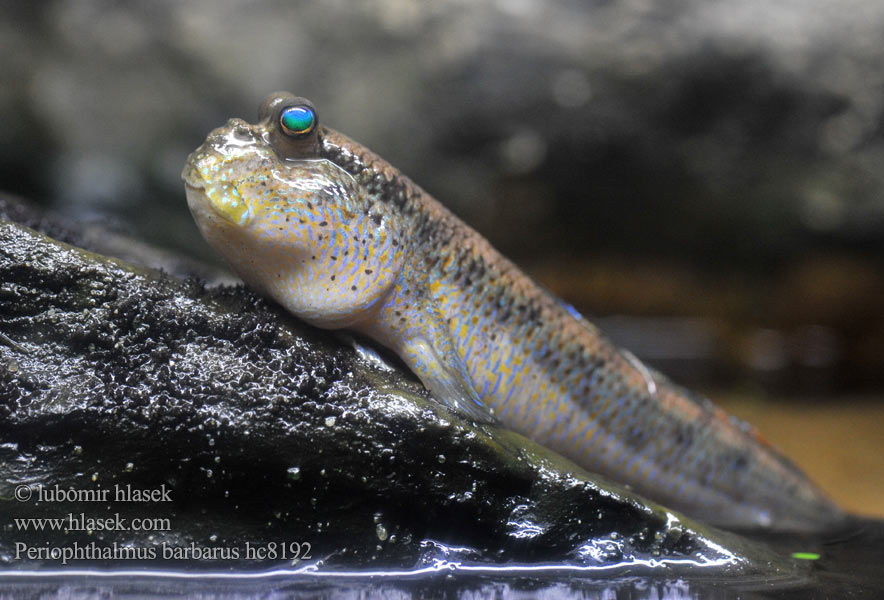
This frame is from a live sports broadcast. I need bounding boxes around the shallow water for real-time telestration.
[1,518,881,599]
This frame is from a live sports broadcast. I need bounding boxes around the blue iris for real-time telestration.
[280,106,315,136]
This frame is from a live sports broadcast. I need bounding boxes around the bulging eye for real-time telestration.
[279,105,316,137]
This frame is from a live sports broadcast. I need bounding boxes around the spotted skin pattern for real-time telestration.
[184,93,843,531]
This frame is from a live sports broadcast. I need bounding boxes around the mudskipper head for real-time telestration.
[183,92,405,328]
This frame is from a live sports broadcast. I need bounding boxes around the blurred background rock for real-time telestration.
[1,0,882,514]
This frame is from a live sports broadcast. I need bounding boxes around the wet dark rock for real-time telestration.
[0,193,229,284]
[0,195,794,575]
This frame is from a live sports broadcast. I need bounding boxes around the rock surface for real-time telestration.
[0,195,793,576]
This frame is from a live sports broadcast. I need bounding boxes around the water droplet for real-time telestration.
[124,462,134,472]
[287,466,301,480]
[209,534,218,542]
[324,416,337,427]
[6,359,19,373]
[436,454,446,464]
[73,446,83,456]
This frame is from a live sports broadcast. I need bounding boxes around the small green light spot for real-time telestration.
[280,106,315,136]
[791,552,820,561]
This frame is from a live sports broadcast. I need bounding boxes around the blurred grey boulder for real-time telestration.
[2,0,882,266]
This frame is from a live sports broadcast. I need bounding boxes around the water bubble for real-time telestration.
[287,466,301,481]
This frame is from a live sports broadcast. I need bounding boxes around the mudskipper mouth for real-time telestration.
[182,162,215,217]
[183,182,212,219]
[181,157,206,191]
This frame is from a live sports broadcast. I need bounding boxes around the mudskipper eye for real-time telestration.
[279,105,316,137]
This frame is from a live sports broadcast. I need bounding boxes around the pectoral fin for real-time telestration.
[402,303,496,424]
[335,331,399,373]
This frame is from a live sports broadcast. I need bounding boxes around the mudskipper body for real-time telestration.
[183,92,843,531]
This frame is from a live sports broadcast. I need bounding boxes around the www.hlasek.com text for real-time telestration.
[15,512,171,532]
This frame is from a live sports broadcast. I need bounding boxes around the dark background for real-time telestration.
[2,1,882,514]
